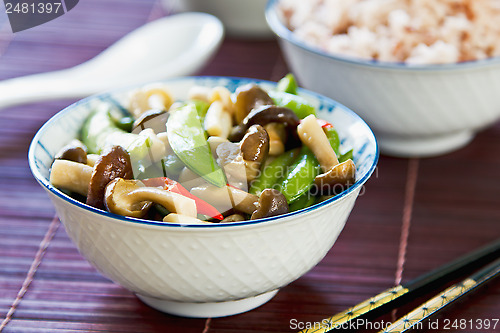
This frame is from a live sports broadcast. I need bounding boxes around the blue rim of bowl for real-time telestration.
[265,0,500,71]
[28,76,379,229]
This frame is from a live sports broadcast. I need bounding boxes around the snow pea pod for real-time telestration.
[278,126,348,203]
[289,192,316,212]
[268,91,316,119]
[80,103,128,154]
[114,116,135,132]
[193,99,210,123]
[249,148,300,195]
[174,99,210,124]
[277,73,298,95]
[166,103,226,187]
[134,154,184,180]
[280,146,320,203]
[324,126,340,156]
[339,149,353,163]
[104,97,135,132]
[162,154,185,177]
[81,103,168,179]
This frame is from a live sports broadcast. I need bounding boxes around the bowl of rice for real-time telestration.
[266,0,500,157]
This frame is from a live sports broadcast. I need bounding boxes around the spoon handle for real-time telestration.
[0,69,94,110]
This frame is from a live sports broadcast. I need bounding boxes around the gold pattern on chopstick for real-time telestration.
[380,279,477,333]
[300,285,409,333]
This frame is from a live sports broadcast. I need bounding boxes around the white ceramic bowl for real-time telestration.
[29,76,378,318]
[266,0,500,157]
[166,0,272,38]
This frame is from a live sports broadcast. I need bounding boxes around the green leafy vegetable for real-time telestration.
[80,104,128,154]
[339,149,353,163]
[280,146,320,203]
[277,73,298,95]
[289,192,316,212]
[324,127,341,156]
[268,91,316,119]
[166,104,226,187]
[249,148,300,195]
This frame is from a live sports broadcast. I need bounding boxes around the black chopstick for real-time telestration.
[298,238,500,333]
[380,257,500,332]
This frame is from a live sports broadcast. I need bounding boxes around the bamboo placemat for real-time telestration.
[0,0,498,332]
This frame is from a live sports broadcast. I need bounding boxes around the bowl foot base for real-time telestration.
[136,289,279,318]
[378,130,474,157]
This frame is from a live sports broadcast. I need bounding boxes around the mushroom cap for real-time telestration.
[240,125,270,163]
[218,126,270,184]
[221,213,246,223]
[55,140,88,164]
[132,109,169,134]
[244,105,300,129]
[86,145,134,209]
[251,188,289,220]
[240,125,270,184]
[230,105,300,143]
[104,178,153,218]
[313,159,356,195]
[56,146,87,164]
[234,84,274,124]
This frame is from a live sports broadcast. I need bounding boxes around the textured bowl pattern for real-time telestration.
[50,188,358,302]
[29,77,378,316]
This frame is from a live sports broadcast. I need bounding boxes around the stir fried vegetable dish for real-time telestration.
[49,76,356,224]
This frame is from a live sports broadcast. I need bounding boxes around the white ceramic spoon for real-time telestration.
[0,12,224,109]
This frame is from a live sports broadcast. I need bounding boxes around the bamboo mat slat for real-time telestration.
[0,0,499,332]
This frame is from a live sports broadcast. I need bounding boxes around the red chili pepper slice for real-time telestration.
[142,177,223,220]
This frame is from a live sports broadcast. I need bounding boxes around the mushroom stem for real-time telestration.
[50,160,93,196]
[104,178,197,218]
[210,86,234,115]
[207,136,229,157]
[204,101,233,139]
[264,123,285,156]
[216,142,248,184]
[190,184,259,215]
[188,85,211,102]
[297,114,339,172]
[125,187,197,218]
[86,154,100,167]
[227,186,259,214]
[163,213,212,224]
[178,167,207,190]
[129,85,173,118]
